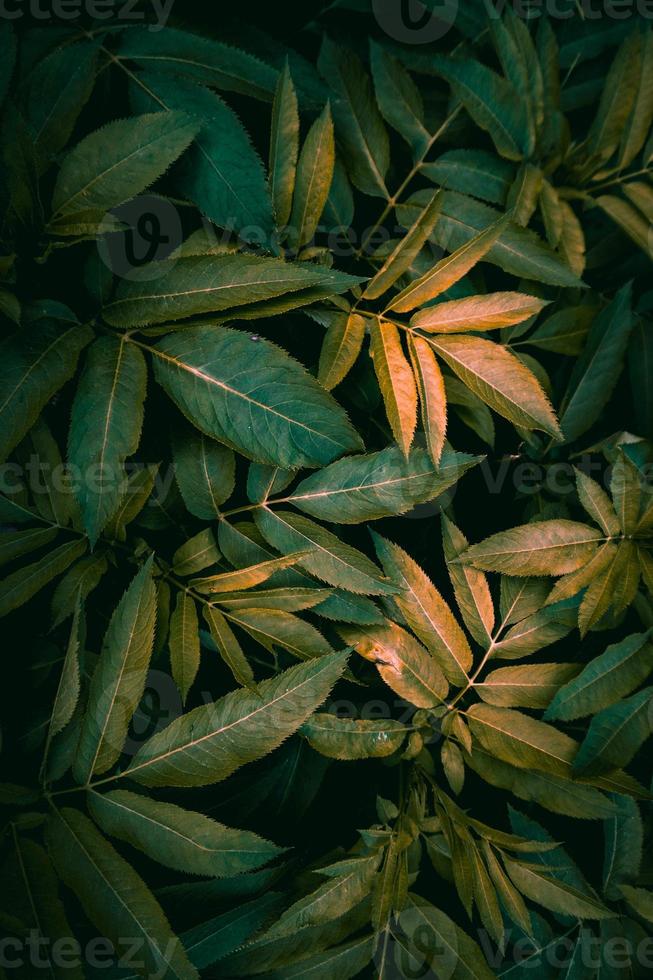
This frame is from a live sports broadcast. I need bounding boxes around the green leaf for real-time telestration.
[619,885,653,924]
[402,190,584,287]
[144,325,362,469]
[181,894,281,970]
[363,191,442,301]
[422,148,514,205]
[412,292,548,332]
[25,39,98,160]
[131,74,274,242]
[220,519,384,622]
[2,835,83,980]
[467,703,578,778]
[120,26,278,102]
[51,111,198,219]
[68,335,147,546]
[169,591,200,704]
[172,424,235,520]
[392,894,497,980]
[47,807,199,980]
[51,552,108,628]
[46,598,82,741]
[462,520,603,576]
[125,650,348,787]
[573,688,653,776]
[619,30,653,167]
[342,618,449,708]
[0,526,58,569]
[586,31,641,164]
[559,284,633,442]
[203,604,255,689]
[477,663,580,709]
[611,449,643,534]
[105,254,361,327]
[172,529,221,578]
[88,790,283,877]
[603,796,643,901]
[216,587,332,614]
[222,607,333,662]
[269,61,299,228]
[387,215,509,314]
[490,603,578,661]
[503,855,614,920]
[430,55,529,160]
[254,508,396,596]
[262,855,379,939]
[371,531,472,685]
[301,713,408,760]
[73,558,157,783]
[464,744,618,820]
[288,103,335,249]
[317,37,389,198]
[287,445,480,524]
[0,538,87,619]
[262,935,374,980]
[318,311,366,391]
[0,318,92,463]
[370,42,430,160]
[427,334,562,437]
[597,193,652,256]
[545,631,653,722]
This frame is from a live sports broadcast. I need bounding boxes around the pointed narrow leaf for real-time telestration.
[318,312,366,391]
[407,334,447,467]
[0,318,92,462]
[363,191,442,300]
[145,325,362,469]
[429,334,561,437]
[368,316,418,457]
[51,111,198,218]
[545,631,653,721]
[442,515,494,647]
[372,531,472,685]
[287,445,480,523]
[169,591,200,704]
[412,292,548,332]
[318,38,389,198]
[69,336,146,545]
[172,425,235,520]
[288,103,335,249]
[388,216,509,314]
[462,520,603,576]
[126,650,348,787]
[254,507,396,596]
[47,808,199,980]
[74,558,156,783]
[270,62,299,228]
[105,255,362,327]
[88,790,283,877]
[203,605,254,689]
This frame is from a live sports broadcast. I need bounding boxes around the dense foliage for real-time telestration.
[1,2,653,977]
